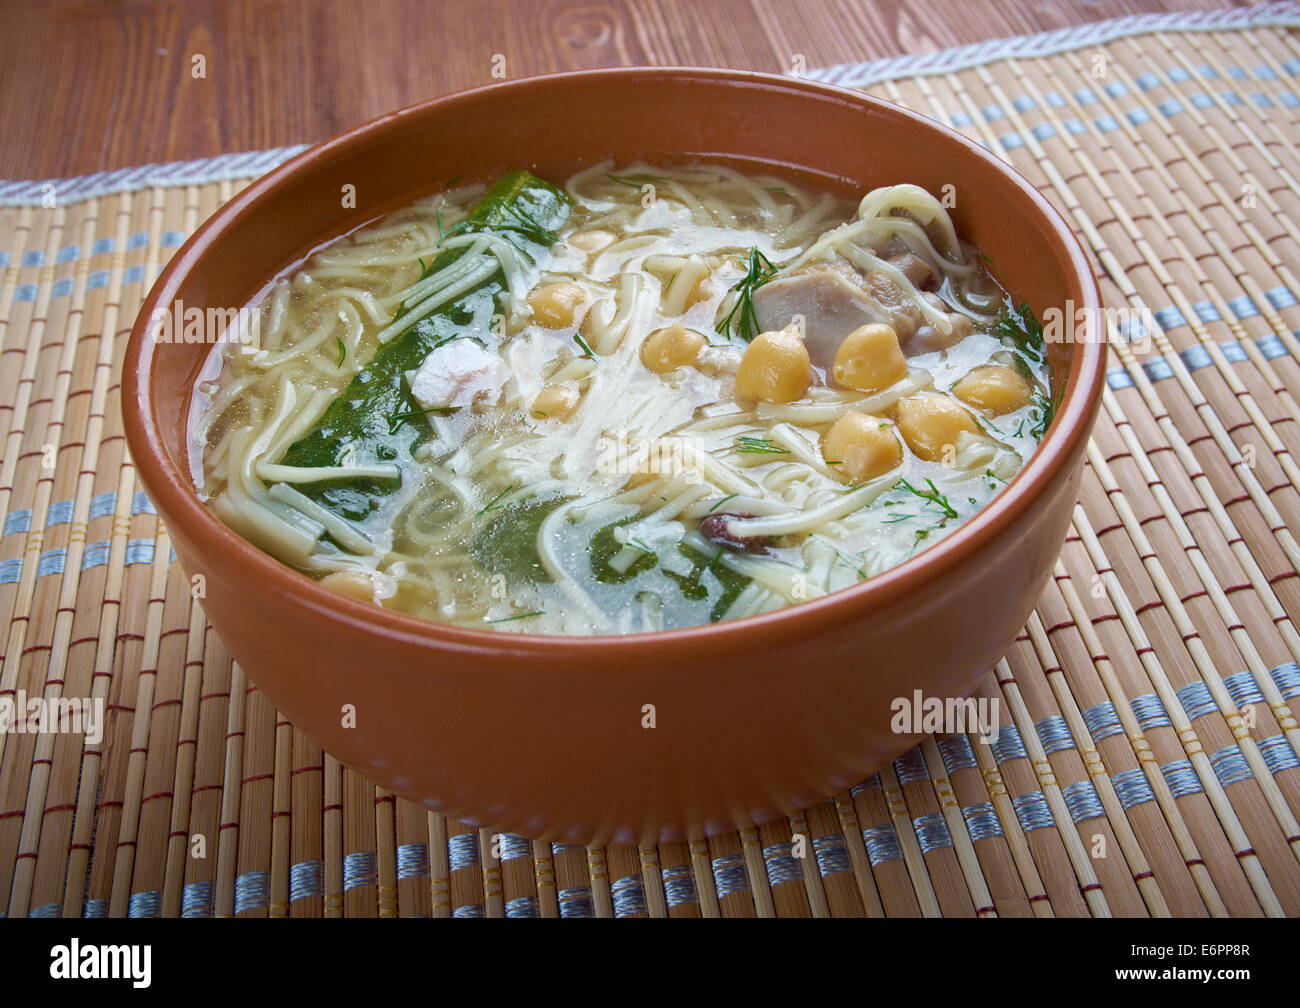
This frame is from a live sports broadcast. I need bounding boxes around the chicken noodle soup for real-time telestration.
[192,164,1055,634]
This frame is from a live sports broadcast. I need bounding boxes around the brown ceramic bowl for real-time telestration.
[123,68,1104,845]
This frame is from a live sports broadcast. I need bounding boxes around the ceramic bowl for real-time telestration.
[123,68,1105,844]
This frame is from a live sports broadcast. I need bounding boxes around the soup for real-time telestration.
[191,163,1054,634]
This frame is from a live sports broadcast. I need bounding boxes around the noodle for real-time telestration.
[195,162,1050,634]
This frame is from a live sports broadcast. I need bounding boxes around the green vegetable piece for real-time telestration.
[470,495,569,585]
[276,171,572,522]
[590,518,657,584]
[663,543,749,622]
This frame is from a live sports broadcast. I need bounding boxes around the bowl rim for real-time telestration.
[123,65,1106,658]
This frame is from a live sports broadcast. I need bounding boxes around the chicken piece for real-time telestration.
[405,338,509,410]
[886,251,934,289]
[750,254,936,371]
[864,272,924,342]
[751,259,888,371]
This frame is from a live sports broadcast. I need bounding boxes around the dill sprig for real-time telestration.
[734,436,789,455]
[606,173,668,188]
[485,610,543,623]
[891,477,959,519]
[477,485,515,515]
[708,493,739,513]
[573,332,596,359]
[335,336,346,368]
[996,300,1046,364]
[812,535,867,579]
[997,302,1059,440]
[385,404,460,434]
[1026,381,1064,440]
[716,248,779,343]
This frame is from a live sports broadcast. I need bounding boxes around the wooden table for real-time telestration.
[0,0,1239,179]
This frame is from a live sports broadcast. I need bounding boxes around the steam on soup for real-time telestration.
[190,164,1054,634]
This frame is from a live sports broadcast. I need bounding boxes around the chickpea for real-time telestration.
[823,412,903,482]
[641,323,706,373]
[951,364,1031,416]
[831,323,908,393]
[895,393,980,464]
[531,382,581,419]
[735,325,811,404]
[319,569,377,604]
[567,229,615,254]
[528,281,588,328]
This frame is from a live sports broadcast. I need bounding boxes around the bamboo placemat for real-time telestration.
[2,11,1300,919]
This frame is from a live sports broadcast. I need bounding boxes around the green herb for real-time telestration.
[573,332,596,359]
[485,610,543,623]
[471,495,569,585]
[590,517,658,584]
[996,301,1046,364]
[716,247,779,343]
[444,174,464,188]
[385,404,460,435]
[335,337,346,368]
[606,173,668,188]
[277,171,570,523]
[735,435,788,455]
[628,538,656,555]
[708,493,739,513]
[812,535,867,579]
[478,485,515,515]
[1031,381,1064,440]
[437,198,560,250]
[892,477,959,519]
[662,543,748,621]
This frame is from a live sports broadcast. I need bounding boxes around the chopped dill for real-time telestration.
[812,535,867,579]
[716,247,779,343]
[606,173,668,188]
[485,610,543,623]
[892,477,959,519]
[335,336,346,368]
[628,537,656,555]
[385,404,460,434]
[735,435,789,455]
[573,332,596,359]
[708,493,739,513]
[478,485,515,515]
[996,300,1046,364]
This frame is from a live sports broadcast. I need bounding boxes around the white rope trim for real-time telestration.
[804,2,1300,89]
[2,2,1297,207]
[0,144,310,207]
